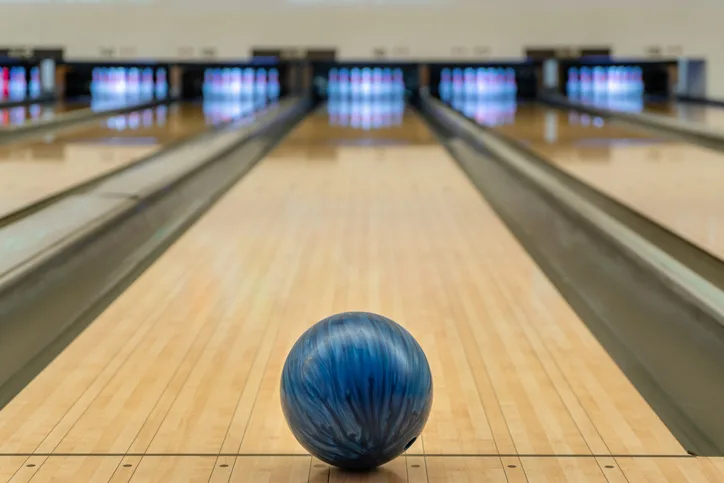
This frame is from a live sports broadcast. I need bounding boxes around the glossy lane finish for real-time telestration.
[566,96,724,132]
[648,101,724,130]
[0,103,710,482]
[493,102,724,261]
[0,101,90,128]
[0,103,228,219]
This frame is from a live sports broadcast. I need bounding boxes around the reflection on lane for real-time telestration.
[0,98,271,218]
[566,91,645,114]
[648,101,724,130]
[448,95,517,127]
[445,98,724,261]
[564,89,724,132]
[0,102,91,128]
[326,97,406,129]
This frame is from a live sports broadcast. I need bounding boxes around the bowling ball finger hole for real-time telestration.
[220,464,229,468]
[404,438,417,450]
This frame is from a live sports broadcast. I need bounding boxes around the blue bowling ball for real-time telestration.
[280,311,433,470]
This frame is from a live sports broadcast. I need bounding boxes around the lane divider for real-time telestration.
[0,97,304,283]
[0,96,311,409]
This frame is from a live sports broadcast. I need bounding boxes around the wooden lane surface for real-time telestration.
[645,101,724,130]
[493,102,724,262]
[4,456,724,482]
[0,105,714,481]
[0,101,89,128]
[494,101,661,144]
[0,103,222,219]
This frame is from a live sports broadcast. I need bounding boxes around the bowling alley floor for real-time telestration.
[1,103,724,482]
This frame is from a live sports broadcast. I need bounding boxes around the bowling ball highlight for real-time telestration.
[280,312,433,470]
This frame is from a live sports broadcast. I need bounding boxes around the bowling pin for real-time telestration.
[268,68,280,99]
[329,68,339,97]
[8,68,16,99]
[94,68,103,97]
[243,68,254,96]
[143,67,155,99]
[484,68,495,98]
[451,68,463,98]
[9,67,20,100]
[464,68,475,96]
[155,68,167,99]
[473,68,484,97]
[495,68,505,97]
[607,66,618,95]
[382,68,392,96]
[592,66,605,96]
[505,68,517,97]
[219,68,230,97]
[372,68,382,96]
[127,67,140,97]
[579,67,592,96]
[203,69,213,98]
[338,68,349,97]
[393,68,404,96]
[255,68,267,97]
[440,68,452,100]
[633,66,644,95]
[90,67,99,97]
[350,68,361,98]
[18,66,27,99]
[232,67,242,96]
[0,67,7,100]
[116,67,126,96]
[567,67,579,96]
[361,67,372,96]
[29,66,40,99]
[230,68,241,97]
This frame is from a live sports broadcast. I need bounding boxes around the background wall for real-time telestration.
[0,2,722,97]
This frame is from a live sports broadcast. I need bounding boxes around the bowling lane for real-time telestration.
[488,102,724,261]
[0,100,254,219]
[567,92,724,131]
[646,100,724,130]
[0,100,691,482]
[0,101,89,128]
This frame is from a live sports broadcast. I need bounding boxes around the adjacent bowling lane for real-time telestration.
[566,93,724,131]
[0,101,90,128]
[0,100,260,219]
[0,100,693,482]
[647,100,724,130]
[487,101,724,260]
